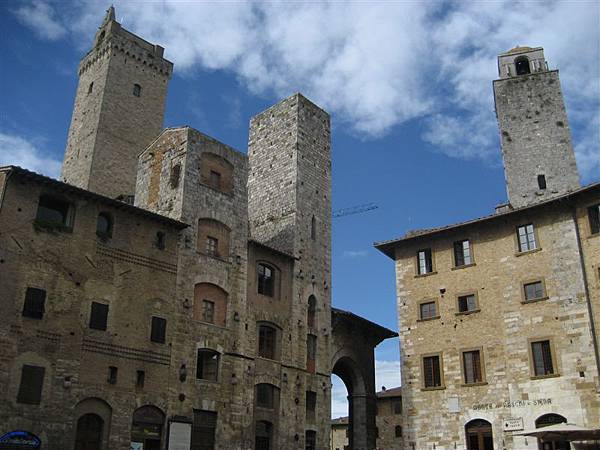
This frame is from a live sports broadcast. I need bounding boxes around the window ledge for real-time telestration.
[256,356,280,363]
[515,248,542,257]
[415,271,437,278]
[451,263,476,271]
[521,296,549,304]
[455,309,481,316]
[461,382,488,387]
[33,220,73,233]
[195,378,219,384]
[421,386,446,391]
[197,251,231,264]
[530,373,560,380]
[417,316,441,322]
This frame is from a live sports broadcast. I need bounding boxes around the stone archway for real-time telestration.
[331,308,397,450]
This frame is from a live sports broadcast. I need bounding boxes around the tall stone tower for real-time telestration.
[61,6,172,199]
[493,46,580,208]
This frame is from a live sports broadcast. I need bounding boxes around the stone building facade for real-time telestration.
[375,47,600,450]
[0,7,395,450]
[375,387,403,450]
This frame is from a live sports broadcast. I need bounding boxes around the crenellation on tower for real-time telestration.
[494,46,580,208]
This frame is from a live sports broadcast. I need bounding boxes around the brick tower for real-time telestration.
[61,6,172,199]
[494,46,580,208]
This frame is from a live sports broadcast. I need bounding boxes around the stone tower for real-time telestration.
[61,6,172,199]
[493,46,580,208]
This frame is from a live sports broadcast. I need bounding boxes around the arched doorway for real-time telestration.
[131,405,165,450]
[536,414,570,450]
[75,414,103,450]
[255,420,273,450]
[465,419,494,450]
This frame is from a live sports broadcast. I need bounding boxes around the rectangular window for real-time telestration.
[457,294,478,313]
[462,350,483,384]
[417,249,433,275]
[151,316,166,344]
[108,366,118,384]
[16,365,45,404]
[136,370,145,388]
[393,398,402,415]
[209,170,221,190]
[531,340,555,376]
[306,391,316,422]
[202,300,215,324]
[305,430,316,450]
[307,334,317,373]
[196,350,219,381]
[517,224,537,252]
[22,288,46,319]
[258,325,276,360]
[422,355,442,388]
[256,384,274,409]
[36,195,74,229]
[191,409,217,450]
[419,301,437,320]
[588,204,600,235]
[257,264,274,296]
[89,302,109,330]
[524,281,545,301]
[453,240,472,266]
[205,236,218,256]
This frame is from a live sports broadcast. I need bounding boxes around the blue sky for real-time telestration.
[1,1,599,419]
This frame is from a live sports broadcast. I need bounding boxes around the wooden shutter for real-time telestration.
[23,288,46,319]
[17,365,45,404]
[151,317,166,343]
[89,302,108,330]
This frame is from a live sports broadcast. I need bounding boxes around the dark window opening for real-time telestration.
[23,287,46,319]
[191,410,217,450]
[311,216,316,240]
[196,349,219,381]
[306,391,316,422]
[97,30,105,45]
[453,239,472,266]
[515,57,531,75]
[255,421,273,450]
[136,370,145,388]
[307,334,317,373]
[307,295,317,329]
[423,355,442,388]
[537,174,547,190]
[256,384,275,409]
[89,302,109,330]
[151,316,166,344]
[393,398,402,414]
[257,263,274,296]
[524,281,545,301]
[458,294,478,313]
[419,301,437,319]
[463,350,483,384]
[75,413,104,450]
[36,195,73,228]
[305,430,316,450]
[532,340,554,376]
[170,163,181,189]
[96,212,113,238]
[108,366,117,384]
[258,325,276,359]
[155,231,166,250]
[17,364,45,404]
[417,248,433,274]
[133,83,141,97]
[88,82,94,94]
[465,419,494,450]
[588,204,600,235]
[395,425,402,437]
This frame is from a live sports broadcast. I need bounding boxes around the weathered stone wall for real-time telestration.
[494,69,580,208]
[0,170,182,450]
[61,14,172,199]
[375,395,404,450]
[393,203,600,450]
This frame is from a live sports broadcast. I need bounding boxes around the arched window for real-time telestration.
[197,219,230,258]
[255,420,273,450]
[257,263,275,297]
[196,349,220,381]
[133,84,142,97]
[131,406,164,450]
[258,324,278,360]
[515,56,531,75]
[307,296,317,329]
[96,212,113,238]
[535,414,570,450]
[75,413,104,450]
[193,283,228,327]
[311,215,316,240]
[465,419,494,450]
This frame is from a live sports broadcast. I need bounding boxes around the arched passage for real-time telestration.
[73,397,112,450]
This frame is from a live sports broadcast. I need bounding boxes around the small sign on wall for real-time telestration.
[503,417,524,432]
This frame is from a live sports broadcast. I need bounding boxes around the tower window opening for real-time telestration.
[155,231,166,249]
[537,174,547,190]
[515,57,531,75]
[88,82,93,94]
[133,84,142,97]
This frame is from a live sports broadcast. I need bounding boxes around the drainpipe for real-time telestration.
[571,205,600,389]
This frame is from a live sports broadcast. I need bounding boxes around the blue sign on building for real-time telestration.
[0,431,41,449]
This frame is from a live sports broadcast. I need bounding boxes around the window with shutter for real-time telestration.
[588,204,600,235]
[89,302,109,330]
[23,288,46,319]
[423,355,442,388]
[151,317,166,343]
[532,340,554,376]
[524,281,545,301]
[462,350,483,384]
[517,224,537,252]
[17,365,45,404]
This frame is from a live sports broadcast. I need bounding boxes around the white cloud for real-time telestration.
[375,359,401,392]
[14,1,66,41]
[13,1,600,178]
[0,133,62,178]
